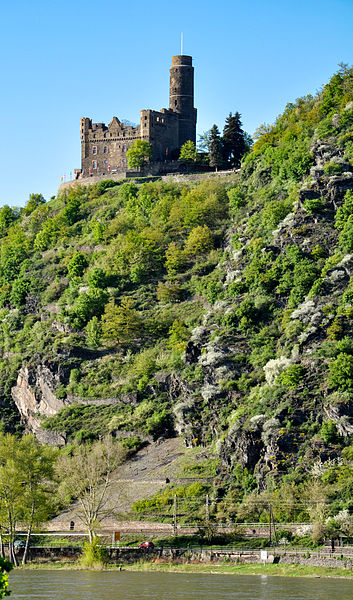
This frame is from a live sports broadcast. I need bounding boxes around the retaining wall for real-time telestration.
[9,546,353,570]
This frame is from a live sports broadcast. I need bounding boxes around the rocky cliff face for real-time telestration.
[12,364,66,445]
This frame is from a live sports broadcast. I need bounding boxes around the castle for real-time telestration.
[80,55,197,177]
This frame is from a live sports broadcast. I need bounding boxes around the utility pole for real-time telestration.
[269,504,277,547]
[173,494,178,537]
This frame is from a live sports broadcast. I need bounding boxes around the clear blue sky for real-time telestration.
[1,0,353,206]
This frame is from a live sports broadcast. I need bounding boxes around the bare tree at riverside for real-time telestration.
[56,437,126,542]
[0,434,57,566]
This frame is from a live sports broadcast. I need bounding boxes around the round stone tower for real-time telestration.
[169,55,197,148]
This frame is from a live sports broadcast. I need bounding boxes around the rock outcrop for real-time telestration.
[12,364,67,445]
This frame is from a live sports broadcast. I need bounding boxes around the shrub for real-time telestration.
[80,538,108,569]
[156,281,183,303]
[323,162,343,176]
[72,288,107,327]
[10,277,29,307]
[86,316,102,348]
[320,420,339,444]
[328,352,353,391]
[327,317,343,340]
[168,319,189,352]
[227,187,246,212]
[338,215,353,252]
[304,197,325,214]
[335,190,353,230]
[276,364,305,388]
[68,252,88,278]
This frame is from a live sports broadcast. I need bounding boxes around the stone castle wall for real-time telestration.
[80,55,197,178]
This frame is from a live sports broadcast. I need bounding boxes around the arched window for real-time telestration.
[104,146,108,153]
[92,146,97,155]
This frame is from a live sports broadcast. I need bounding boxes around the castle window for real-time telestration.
[122,145,126,152]
[122,158,126,164]
[104,146,108,153]
[92,160,97,169]
[93,134,96,138]
[92,146,97,155]
[175,100,177,106]
[104,159,108,165]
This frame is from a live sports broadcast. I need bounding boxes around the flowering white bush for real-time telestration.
[263,356,292,385]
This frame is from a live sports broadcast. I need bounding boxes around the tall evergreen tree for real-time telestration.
[208,124,224,171]
[222,112,247,168]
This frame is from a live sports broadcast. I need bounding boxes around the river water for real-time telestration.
[9,570,353,599]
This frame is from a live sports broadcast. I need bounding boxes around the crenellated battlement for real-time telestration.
[80,55,197,177]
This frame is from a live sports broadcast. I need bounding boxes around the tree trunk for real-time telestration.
[10,540,18,567]
[22,502,35,565]
[0,531,4,559]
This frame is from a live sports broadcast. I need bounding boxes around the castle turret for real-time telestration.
[169,55,197,147]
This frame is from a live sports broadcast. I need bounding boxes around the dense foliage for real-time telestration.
[1,65,353,532]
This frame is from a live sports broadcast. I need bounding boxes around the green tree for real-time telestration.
[165,242,186,277]
[22,193,46,216]
[0,206,18,237]
[0,434,56,566]
[208,124,224,171]
[197,129,212,151]
[168,319,189,352]
[18,436,57,565]
[184,225,213,257]
[86,316,102,348]
[10,278,29,307]
[126,140,152,169]
[179,140,197,163]
[329,352,353,391]
[86,267,107,289]
[335,190,353,230]
[222,111,247,168]
[320,420,339,444]
[101,297,141,343]
[62,193,81,225]
[68,252,88,278]
[71,288,108,328]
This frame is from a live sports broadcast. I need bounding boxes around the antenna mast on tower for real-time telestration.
[181,32,183,55]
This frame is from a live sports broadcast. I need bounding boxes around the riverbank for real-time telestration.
[15,561,353,579]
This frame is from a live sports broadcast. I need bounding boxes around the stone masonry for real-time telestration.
[80,55,197,177]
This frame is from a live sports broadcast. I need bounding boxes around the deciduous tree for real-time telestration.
[179,140,197,163]
[56,437,125,542]
[101,297,141,343]
[126,140,152,169]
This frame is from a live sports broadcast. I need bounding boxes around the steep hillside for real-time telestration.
[1,64,353,523]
